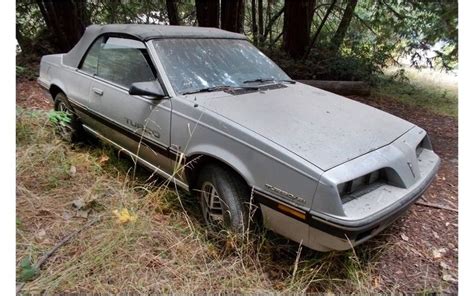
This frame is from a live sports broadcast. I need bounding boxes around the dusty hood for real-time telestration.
[194,83,414,171]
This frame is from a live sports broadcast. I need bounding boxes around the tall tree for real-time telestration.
[282,0,316,59]
[251,0,258,44]
[237,1,245,33]
[220,0,245,33]
[263,5,284,43]
[305,0,337,58]
[195,0,219,27]
[266,0,274,41]
[258,0,264,43]
[331,0,358,50]
[166,0,180,25]
[35,0,89,52]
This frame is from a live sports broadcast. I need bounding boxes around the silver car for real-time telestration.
[37,24,440,251]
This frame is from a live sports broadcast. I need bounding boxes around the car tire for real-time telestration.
[54,92,84,143]
[195,164,250,232]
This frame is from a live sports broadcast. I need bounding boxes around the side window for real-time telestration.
[79,36,157,89]
[97,37,156,88]
[80,36,103,75]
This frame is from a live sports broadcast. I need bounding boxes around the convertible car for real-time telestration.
[37,24,440,251]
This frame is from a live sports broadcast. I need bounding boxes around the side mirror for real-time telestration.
[129,81,166,98]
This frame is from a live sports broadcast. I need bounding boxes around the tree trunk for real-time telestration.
[305,0,337,58]
[282,0,316,59]
[266,0,273,42]
[263,5,284,42]
[237,0,245,33]
[36,0,89,52]
[16,26,31,54]
[251,0,258,44]
[258,0,264,43]
[331,0,358,50]
[166,0,180,25]
[196,0,219,28]
[220,0,245,33]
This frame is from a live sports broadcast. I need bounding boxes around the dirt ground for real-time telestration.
[16,79,458,293]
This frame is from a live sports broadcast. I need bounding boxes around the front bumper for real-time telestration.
[305,155,440,251]
[256,127,440,252]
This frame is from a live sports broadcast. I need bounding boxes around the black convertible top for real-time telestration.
[63,24,246,68]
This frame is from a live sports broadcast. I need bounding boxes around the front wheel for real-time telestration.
[53,93,83,142]
[195,164,250,232]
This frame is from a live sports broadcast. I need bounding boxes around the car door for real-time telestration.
[79,35,174,175]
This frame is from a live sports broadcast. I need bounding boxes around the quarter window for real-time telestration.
[80,36,156,88]
[80,36,103,74]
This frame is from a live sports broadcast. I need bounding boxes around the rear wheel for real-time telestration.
[195,164,250,232]
[53,93,83,142]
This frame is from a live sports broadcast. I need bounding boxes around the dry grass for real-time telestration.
[16,108,386,294]
[374,66,458,117]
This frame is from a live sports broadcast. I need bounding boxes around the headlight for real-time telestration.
[416,135,433,158]
[337,169,386,203]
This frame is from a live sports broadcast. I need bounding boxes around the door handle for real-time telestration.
[92,87,103,96]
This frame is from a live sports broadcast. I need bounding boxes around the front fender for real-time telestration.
[171,98,320,211]
[186,144,257,187]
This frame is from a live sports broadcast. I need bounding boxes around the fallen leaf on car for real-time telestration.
[113,208,137,224]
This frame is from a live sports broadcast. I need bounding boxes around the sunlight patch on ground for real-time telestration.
[374,66,458,117]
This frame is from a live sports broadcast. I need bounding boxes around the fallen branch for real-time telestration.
[415,201,458,213]
[16,217,101,294]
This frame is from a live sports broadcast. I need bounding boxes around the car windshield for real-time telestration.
[152,39,291,95]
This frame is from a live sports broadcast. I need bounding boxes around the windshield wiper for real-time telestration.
[182,85,259,95]
[243,78,296,84]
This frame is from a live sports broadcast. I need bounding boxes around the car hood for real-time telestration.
[193,83,414,171]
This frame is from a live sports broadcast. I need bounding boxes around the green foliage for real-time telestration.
[16,0,457,81]
[16,0,45,43]
[260,0,457,80]
[353,0,458,70]
[48,111,71,126]
[16,65,37,80]
[18,256,39,282]
[389,68,409,83]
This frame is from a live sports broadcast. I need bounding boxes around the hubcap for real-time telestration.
[200,182,224,226]
[57,101,68,112]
